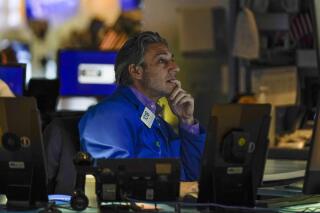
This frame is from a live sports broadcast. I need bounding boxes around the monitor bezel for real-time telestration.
[303,92,320,194]
[303,0,320,194]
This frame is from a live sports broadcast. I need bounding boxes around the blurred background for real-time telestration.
[1,0,319,155]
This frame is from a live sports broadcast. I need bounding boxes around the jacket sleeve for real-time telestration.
[79,107,135,159]
[179,125,206,181]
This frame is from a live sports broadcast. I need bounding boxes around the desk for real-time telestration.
[80,159,309,212]
[0,159,316,213]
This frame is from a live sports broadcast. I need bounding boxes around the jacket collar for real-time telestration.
[115,85,145,111]
[115,85,164,117]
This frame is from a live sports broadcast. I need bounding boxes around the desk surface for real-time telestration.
[0,159,312,213]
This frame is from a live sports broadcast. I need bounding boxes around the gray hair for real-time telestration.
[115,31,168,86]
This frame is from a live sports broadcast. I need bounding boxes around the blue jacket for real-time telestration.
[79,86,206,180]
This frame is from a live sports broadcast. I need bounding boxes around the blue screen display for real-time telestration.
[58,50,118,96]
[120,0,140,11]
[0,65,25,96]
[25,0,79,25]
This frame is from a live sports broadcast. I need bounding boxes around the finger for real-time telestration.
[172,91,188,105]
[168,80,182,98]
[170,87,185,101]
[175,94,193,106]
[171,80,181,88]
[170,88,185,102]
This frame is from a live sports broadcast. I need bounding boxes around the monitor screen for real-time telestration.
[58,49,117,96]
[0,97,48,209]
[0,64,26,96]
[303,93,320,194]
[198,104,271,207]
[25,0,79,25]
[120,0,141,11]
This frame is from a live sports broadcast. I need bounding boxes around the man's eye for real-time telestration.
[159,59,166,63]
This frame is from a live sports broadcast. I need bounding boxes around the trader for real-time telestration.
[79,31,206,180]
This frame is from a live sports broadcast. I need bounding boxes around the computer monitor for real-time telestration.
[299,0,320,116]
[303,93,320,194]
[303,0,320,194]
[58,49,117,97]
[0,97,48,209]
[0,64,26,96]
[198,104,271,207]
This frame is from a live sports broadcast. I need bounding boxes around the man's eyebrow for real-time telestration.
[154,52,174,58]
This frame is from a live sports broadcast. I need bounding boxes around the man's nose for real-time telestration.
[170,62,180,73]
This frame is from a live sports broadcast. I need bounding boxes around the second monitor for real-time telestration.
[0,97,48,209]
[58,49,117,97]
[0,63,26,96]
[198,104,271,207]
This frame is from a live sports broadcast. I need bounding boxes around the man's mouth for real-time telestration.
[167,79,176,84]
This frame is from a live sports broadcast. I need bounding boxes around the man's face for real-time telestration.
[138,43,180,100]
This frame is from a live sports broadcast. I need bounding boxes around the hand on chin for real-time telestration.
[167,79,178,89]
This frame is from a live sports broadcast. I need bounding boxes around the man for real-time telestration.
[79,31,206,180]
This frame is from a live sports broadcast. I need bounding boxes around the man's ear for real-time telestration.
[128,64,143,80]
